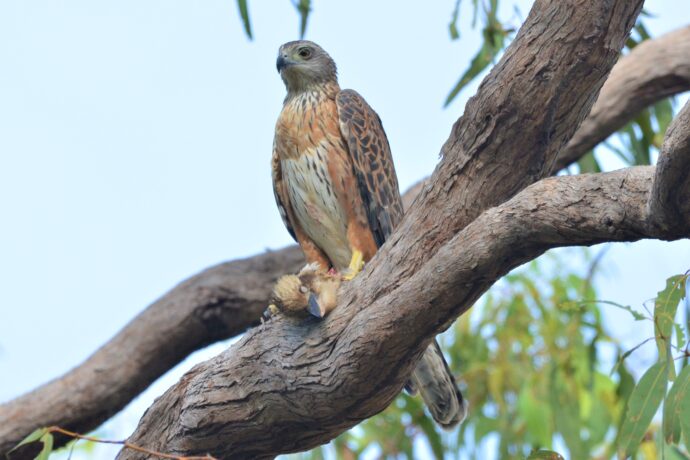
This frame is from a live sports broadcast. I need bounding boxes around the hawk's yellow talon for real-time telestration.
[343,250,364,280]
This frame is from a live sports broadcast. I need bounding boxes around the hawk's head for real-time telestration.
[277,40,338,92]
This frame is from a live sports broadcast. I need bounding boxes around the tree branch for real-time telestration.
[0,187,423,457]
[649,100,690,234]
[0,248,304,456]
[552,25,690,172]
[118,160,690,459]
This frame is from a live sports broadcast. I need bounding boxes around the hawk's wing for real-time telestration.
[336,89,404,247]
[272,149,297,242]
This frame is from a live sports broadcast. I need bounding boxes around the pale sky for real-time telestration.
[0,1,688,458]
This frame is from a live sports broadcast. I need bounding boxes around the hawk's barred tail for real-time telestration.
[410,339,468,429]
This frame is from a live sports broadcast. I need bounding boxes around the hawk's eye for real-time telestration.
[298,47,312,59]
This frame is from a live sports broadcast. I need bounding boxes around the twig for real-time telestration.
[46,427,218,460]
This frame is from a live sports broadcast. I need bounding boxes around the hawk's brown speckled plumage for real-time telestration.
[272,40,466,428]
[272,42,402,272]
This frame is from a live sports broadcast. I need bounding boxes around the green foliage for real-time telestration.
[290,257,690,459]
[663,364,690,445]
[10,428,49,450]
[236,0,252,39]
[599,99,676,170]
[294,0,311,38]
[35,433,53,460]
[617,361,668,458]
[7,428,54,460]
[235,0,311,40]
[576,151,602,174]
[230,2,677,162]
[442,2,677,173]
[445,0,514,106]
[653,275,686,367]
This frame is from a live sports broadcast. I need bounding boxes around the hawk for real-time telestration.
[272,40,467,428]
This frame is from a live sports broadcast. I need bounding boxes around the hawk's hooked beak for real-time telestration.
[306,293,323,318]
[276,55,290,73]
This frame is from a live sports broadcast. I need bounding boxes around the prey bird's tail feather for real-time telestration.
[409,339,467,429]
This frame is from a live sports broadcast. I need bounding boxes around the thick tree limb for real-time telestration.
[649,101,690,234]
[389,0,642,271]
[552,25,690,172]
[118,161,690,459]
[118,96,690,458]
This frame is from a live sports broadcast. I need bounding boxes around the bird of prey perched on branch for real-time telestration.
[271,40,467,428]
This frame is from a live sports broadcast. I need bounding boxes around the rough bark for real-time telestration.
[384,0,642,277]
[118,161,689,459]
[649,101,690,235]
[552,25,690,172]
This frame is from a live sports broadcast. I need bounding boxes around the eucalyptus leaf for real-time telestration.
[674,323,686,351]
[654,275,686,364]
[617,361,668,457]
[445,40,498,106]
[582,300,647,321]
[416,414,444,459]
[518,384,553,447]
[663,364,690,444]
[9,428,48,451]
[236,0,252,39]
[293,0,311,38]
[682,389,690,454]
[576,151,602,173]
[35,433,54,460]
[449,0,462,40]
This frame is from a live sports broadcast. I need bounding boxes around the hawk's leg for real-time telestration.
[342,250,364,280]
[342,220,376,280]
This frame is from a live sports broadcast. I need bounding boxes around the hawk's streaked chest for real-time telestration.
[274,90,353,269]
